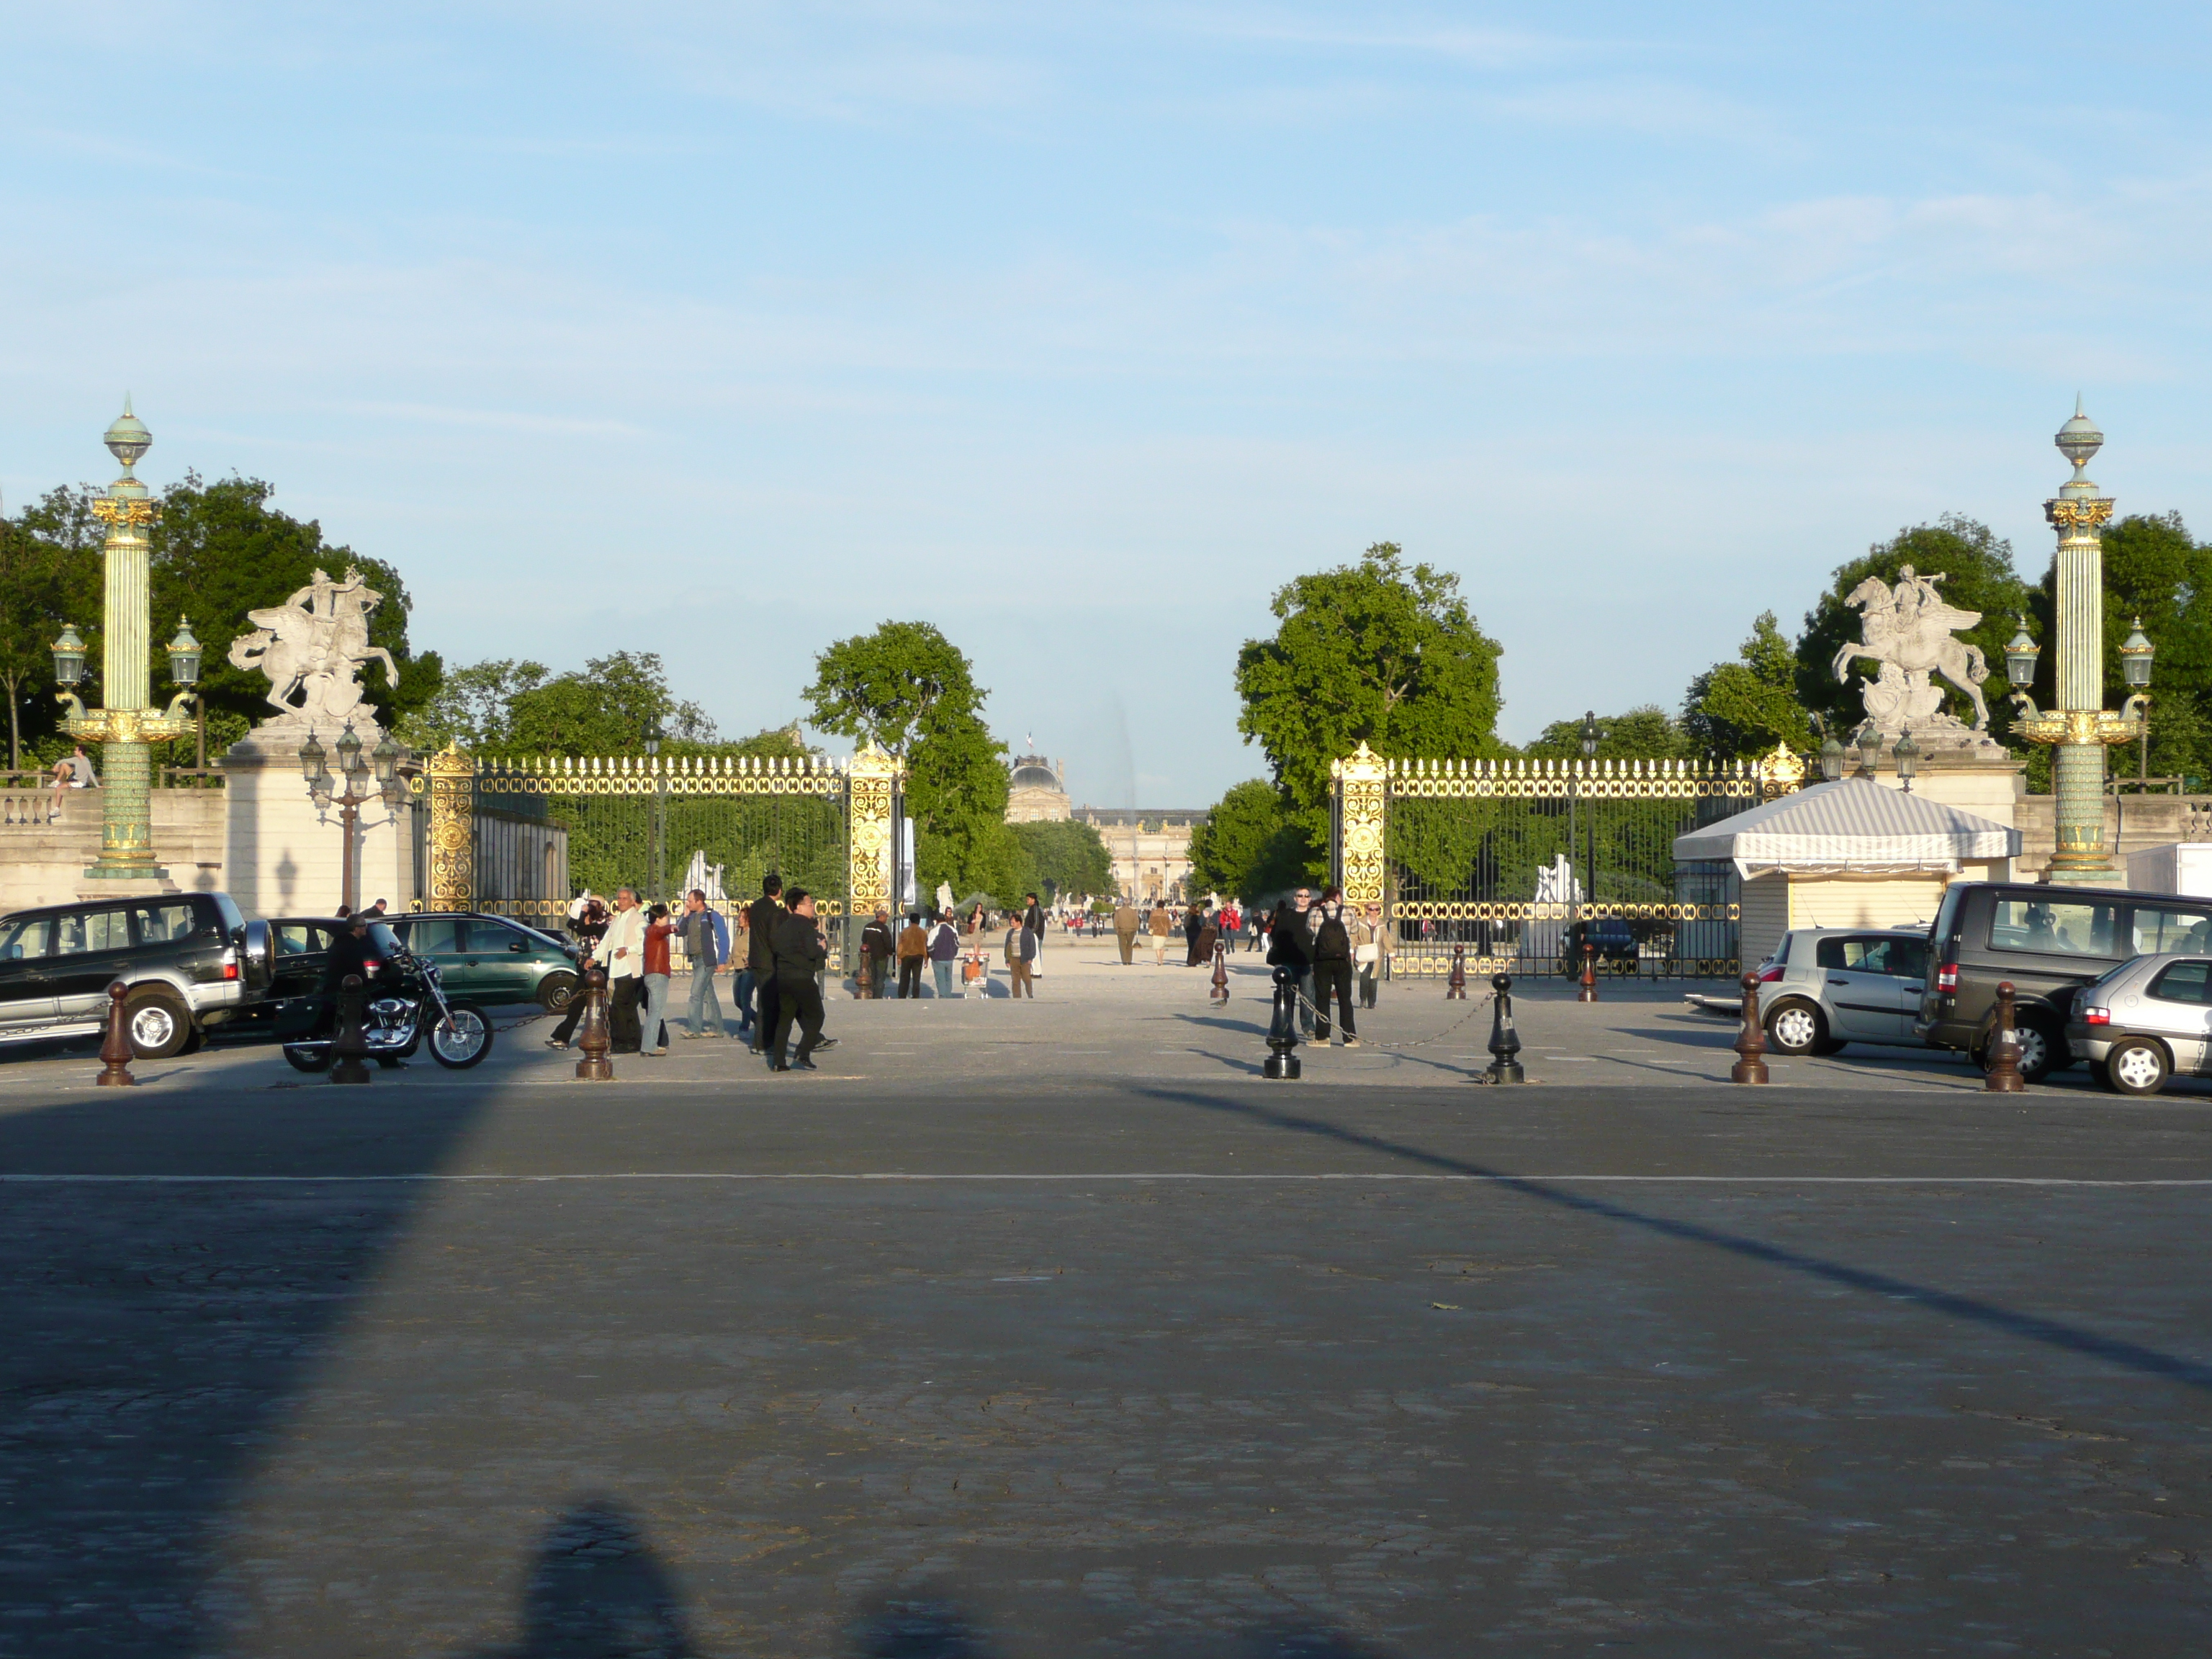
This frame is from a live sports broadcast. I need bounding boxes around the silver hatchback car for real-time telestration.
[2064,953,2212,1096]
[1748,927,1933,1057]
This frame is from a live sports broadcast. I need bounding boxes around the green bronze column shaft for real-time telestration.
[2043,402,2118,884]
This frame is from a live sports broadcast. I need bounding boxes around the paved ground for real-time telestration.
[4,947,2210,1655]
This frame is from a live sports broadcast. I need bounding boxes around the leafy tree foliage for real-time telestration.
[6,475,441,769]
[1235,543,1503,849]
[1682,612,1815,760]
[398,652,716,757]
[0,519,92,770]
[1523,704,1691,761]
[1009,818,1112,900]
[1186,780,1314,899]
[2055,512,2212,787]
[1794,515,2030,738]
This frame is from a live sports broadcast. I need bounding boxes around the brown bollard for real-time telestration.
[575,966,614,1082]
[1730,969,1769,1084]
[1578,940,1599,1004]
[1984,979,2026,1093]
[1210,942,1230,1004]
[96,981,136,1087]
[1447,944,1467,999]
[330,974,372,1085]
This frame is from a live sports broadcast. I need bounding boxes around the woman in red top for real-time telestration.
[641,903,675,1055]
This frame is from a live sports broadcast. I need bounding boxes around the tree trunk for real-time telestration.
[3,672,19,774]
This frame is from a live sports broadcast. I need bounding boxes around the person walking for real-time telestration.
[599,887,646,1054]
[1266,896,1311,1033]
[860,908,895,1000]
[1184,900,1213,966]
[1309,886,1359,1046]
[1003,909,1038,998]
[768,887,831,1071]
[678,889,729,1037]
[745,875,784,1056]
[1290,886,1321,1033]
[1021,892,1047,981]
[896,913,928,999]
[1146,899,1172,965]
[1357,902,1389,1010]
[927,911,961,997]
[639,902,674,1056]
[1112,896,1140,965]
[729,909,757,1043]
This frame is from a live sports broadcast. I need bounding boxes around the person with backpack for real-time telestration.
[1309,885,1359,1046]
[927,911,962,997]
[678,889,730,1038]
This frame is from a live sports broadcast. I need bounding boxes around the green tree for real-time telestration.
[1235,542,1504,853]
[393,658,550,752]
[0,517,95,770]
[1683,612,1815,760]
[1008,818,1112,900]
[1185,780,1311,900]
[1794,514,2030,739]
[1523,704,1691,761]
[804,621,1011,898]
[2066,512,2212,787]
[500,652,714,755]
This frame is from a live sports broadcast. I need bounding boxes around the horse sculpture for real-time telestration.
[228,566,400,721]
[1831,568,1992,732]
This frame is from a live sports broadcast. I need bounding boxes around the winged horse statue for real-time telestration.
[1831,565,1992,732]
[228,566,400,724]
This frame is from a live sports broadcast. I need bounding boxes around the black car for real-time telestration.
[0,891,272,1058]
[1560,917,1639,976]
[1917,880,2212,1082]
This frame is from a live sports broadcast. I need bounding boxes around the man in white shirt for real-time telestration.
[598,887,645,1053]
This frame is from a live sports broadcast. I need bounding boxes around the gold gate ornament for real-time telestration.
[1331,740,1390,905]
[426,741,477,911]
[845,740,902,920]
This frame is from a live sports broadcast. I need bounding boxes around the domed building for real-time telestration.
[1005,746,1072,822]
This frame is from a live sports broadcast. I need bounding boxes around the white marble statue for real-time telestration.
[1533,853,1581,907]
[679,850,731,906]
[1830,565,1993,739]
[228,565,400,727]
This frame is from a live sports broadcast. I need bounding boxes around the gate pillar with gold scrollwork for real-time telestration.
[426,741,477,911]
[845,740,903,948]
[1331,740,1389,905]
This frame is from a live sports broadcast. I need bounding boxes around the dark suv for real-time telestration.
[0,891,273,1057]
[1917,880,2212,1082]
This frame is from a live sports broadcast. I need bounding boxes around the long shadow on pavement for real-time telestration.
[1138,1085,2212,1393]
[0,1084,497,1653]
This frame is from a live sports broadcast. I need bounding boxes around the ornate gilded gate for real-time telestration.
[1330,742,1799,980]
[420,740,903,975]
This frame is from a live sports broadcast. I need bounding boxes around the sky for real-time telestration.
[4,3,2209,807]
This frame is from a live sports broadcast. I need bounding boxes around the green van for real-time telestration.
[386,912,582,1012]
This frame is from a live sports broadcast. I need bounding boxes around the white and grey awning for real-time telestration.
[1672,778,2020,876]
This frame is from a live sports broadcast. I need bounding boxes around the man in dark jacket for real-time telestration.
[1021,892,1047,979]
[1308,886,1359,1046]
[768,888,830,1071]
[745,874,783,1055]
[860,908,895,999]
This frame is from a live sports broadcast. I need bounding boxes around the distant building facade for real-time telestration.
[1076,808,1208,902]
[1005,751,1072,822]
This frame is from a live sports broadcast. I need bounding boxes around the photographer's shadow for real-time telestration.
[482,1501,696,1659]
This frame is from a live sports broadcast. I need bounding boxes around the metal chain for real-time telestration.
[1285,982,1498,1052]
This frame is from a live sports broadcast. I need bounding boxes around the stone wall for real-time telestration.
[2013,793,2212,883]
[0,788,230,912]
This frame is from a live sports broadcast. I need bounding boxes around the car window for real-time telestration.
[130,902,198,945]
[480,920,534,950]
[53,909,131,955]
[274,923,331,956]
[2131,907,2212,956]
[1988,898,2121,958]
[406,917,463,954]
[0,917,53,960]
[2148,960,2212,1006]
[1816,935,1928,976]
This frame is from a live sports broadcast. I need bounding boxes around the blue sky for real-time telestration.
[4,4,2208,805]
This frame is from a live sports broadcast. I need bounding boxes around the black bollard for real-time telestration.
[1263,966,1303,1080]
[1482,972,1524,1084]
[331,974,372,1085]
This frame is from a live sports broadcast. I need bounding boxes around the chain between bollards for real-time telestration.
[96,981,135,1087]
[1730,968,1769,1084]
[575,965,613,1081]
[331,974,372,1085]
[1984,979,2026,1093]
[1478,972,1524,1084]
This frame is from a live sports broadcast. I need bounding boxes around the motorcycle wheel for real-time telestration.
[428,1003,493,1069]
[284,1046,333,1074]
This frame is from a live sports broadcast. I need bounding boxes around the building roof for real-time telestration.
[1672,778,2020,873]
[1010,763,1064,791]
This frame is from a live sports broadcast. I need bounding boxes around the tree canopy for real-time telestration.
[1185,779,1314,899]
[2062,512,2212,786]
[397,652,714,756]
[1008,818,1113,901]
[1682,612,1815,760]
[1523,704,1691,762]
[1235,541,1503,852]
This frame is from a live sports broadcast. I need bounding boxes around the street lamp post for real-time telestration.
[644,719,665,906]
[299,724,404,914]
[48,401,200,881]
[2008,400,2151,882]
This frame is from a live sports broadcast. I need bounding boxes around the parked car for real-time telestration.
[0,891,271,1058]
[1917,881,2212,1083]
[383,912,580,1011]
[1743,927,1932,1056]
[1560,917,1638,976]
[2065,953,2212,1096]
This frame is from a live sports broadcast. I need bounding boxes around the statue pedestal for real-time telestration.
[220,718,418,917]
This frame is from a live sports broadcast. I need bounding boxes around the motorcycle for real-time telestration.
[282,950,494,1073]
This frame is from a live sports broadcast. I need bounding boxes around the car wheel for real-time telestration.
[1764,1000,1826,1057]
[537,971,579,1014]
[2103,1037,2170,1097]
[123,989,192,1059]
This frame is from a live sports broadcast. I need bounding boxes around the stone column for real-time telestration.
[2044,404,2119,884]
